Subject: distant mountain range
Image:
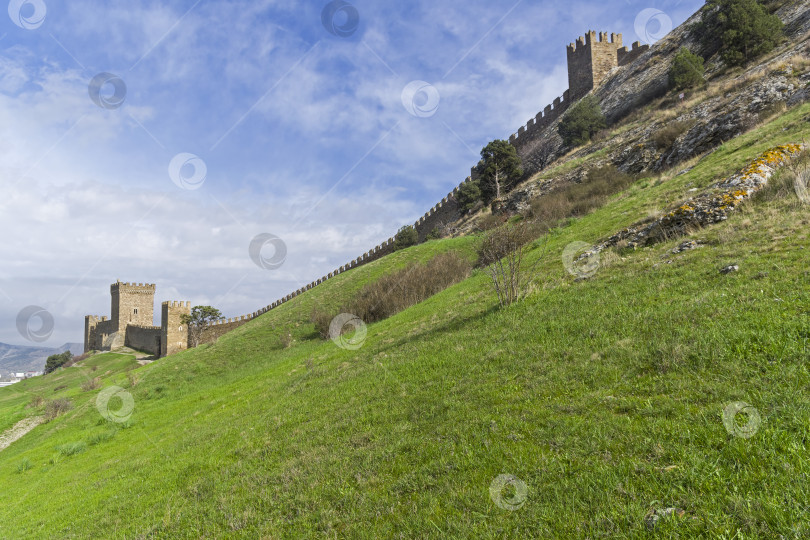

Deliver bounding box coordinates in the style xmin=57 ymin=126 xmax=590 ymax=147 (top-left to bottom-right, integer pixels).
xmin=0 ymin=342 xmax=84 ymax=376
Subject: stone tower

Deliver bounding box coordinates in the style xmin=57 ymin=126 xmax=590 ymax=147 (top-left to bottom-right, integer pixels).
xmin=566 ymin=31 xmax=623 ymax=100
xmin=161 ymin=301 xmax=190 ymax=357
xmin=110 ymin=281 xmax=156 ymax=334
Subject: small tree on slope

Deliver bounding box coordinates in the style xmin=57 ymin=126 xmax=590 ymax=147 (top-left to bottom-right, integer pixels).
xmin=181 ymin=306 xmax=225 ymax=348
xmin=476 ymin=140 xmax=523 ymax=204
xmin=558 ymin=96 xmax=606 ymax=148
xmin=669 ymin=47 xmax=706 ymax=90
xmin=702 ymin=0 xmax=784 ymax=66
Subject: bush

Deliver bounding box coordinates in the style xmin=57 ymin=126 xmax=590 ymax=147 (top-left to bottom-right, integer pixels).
xmin=16 ymin=458 xmax=33 ymax=473
xmin=669 ymin=47 xmax=705 ymax=90
xmin=351 ymin=252 xmax=472 ymax=323
xmin=80 ymin=377 xmax=101 ymax=392
xmin=394 ymin=225 xmax=418 ymax=250
xmin=558 ymin=96 xmax=606 ymax=147
xmin=457 ymin=180 xmax=482 ymax=214
xmin=651 ymin=120 xmax=696 ymax=149
xmin=311 ymin=252 xmax=472 ymax=335
xmin=526 ymin=165 xmax=637 ymax=229
xmin=44 ymin=351 xmax=72 ymax=374
xmin=27 ymin=395 xmax=44 ymax=409
xmin=44 ymin=398 xmax=73 ymax=422
xmin=702 ymin=0 xmax=784 ymax=66
xmin=477 ymin=222 xmax=537 ymax=307
xmin=87 ymin=429 xmax=117 ymax=446
xmin=311 ymin=307 xmax=334 ymax=340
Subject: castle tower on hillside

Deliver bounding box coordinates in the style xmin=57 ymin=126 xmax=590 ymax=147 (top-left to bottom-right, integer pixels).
xmin=566 ymin=31 xmax=623 ymax=101
xmin=161 ymin=301 xmax=190 ymax=358
xmin=84 ymin=281 xmax=160 ymax=354
xmin=509 ymin=30 xmax=650 ymax=150
xmin=83 ymin=281 xmax=256 ymax=358
xmin=110 ymin=281 xmax=156 ymax=334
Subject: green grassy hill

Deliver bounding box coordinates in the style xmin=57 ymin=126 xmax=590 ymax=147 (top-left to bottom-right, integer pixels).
xmin=1 ymin=107 xmax=809 ymax=538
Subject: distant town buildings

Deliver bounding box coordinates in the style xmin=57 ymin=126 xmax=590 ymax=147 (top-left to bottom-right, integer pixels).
xmin=0 ymin=371 xmax=43 ymax=387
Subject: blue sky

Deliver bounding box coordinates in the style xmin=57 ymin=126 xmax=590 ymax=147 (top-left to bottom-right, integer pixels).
xmin=0 ymin=0 xmax=703 ymax=347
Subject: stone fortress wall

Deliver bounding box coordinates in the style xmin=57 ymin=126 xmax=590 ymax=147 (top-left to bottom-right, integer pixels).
xmin=231 ymin=31 xmax=651 ymax=322
xmin=509 ymin=31 xmax=649 ymax=154
xmin=124 ymin=324 xmax=162 ymax=356
xmin=83 ymin=30 xmax=652 ymax=357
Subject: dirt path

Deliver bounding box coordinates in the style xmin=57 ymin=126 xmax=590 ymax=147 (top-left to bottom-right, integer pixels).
xmin=0 ymin=417 xmax=43 ymax=452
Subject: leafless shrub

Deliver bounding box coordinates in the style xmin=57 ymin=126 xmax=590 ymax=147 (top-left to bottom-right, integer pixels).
xmin=44 ymin=398 xmax=72 ymax=422
xmin=476 ymin=212 xmax=508 ymax=232
xmin=651 ymin=119 xmax=696 ymax=150
xmin=279 ymin=332 xmax=293 ymax=349
xmin=27 ymin=395 xmax=44 ymax=409
xmin=476 ymin=222 xmax=539 ymax=307
xmin=80 ymin=377 xmax=101 ymax=392
xmin=311 ymin=308 xmax=334 ymax=340
xmin=63 ymin=353 xmax=89 ymax=369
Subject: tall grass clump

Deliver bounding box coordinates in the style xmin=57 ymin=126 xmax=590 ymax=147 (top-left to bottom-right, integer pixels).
xmin=755 ymin=149 xmax=810 ymax=204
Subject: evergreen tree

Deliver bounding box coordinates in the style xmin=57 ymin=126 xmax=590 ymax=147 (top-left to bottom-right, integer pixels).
xmin=476 ymin=140 xmax=523 ymax=203
xmin=456 ymin=179 xmax=482 ymax=213
xmin=669 ymin=47 xmax=706 ymax=90
xmin=703 ymin=0 xmax=783 ymax=66
xmin=557 ymin=96 xmax=606 ymax=147
xmin=44 ymin=351 xmax=72 ymax=374
xmin=394 ymin=225 xmax=418 ymax=250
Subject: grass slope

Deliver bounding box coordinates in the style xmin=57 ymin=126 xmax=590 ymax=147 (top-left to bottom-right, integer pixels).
xmin=0 ymin=103 xmax=809 ymax=538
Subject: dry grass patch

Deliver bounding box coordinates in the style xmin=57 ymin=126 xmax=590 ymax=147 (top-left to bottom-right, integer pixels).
xmin=525 ymin=165 xmax=638 ymax=230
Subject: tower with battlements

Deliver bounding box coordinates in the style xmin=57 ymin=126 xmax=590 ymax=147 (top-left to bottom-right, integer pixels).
xmin=110 ymin=281 xmax=155 ymax=334
xmin=508 ymin=30 xmax=650 ymax=152
xmin=567 ymin=31 xmax=623 ymax=100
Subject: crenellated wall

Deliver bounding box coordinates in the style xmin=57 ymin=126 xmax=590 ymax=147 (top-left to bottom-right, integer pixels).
xmin=507 ymin=30 xmax=649 ymax=158
xmin=84 ymin=30 xmax=650 ymax=357
xmin=617 ymin=40 xmax=650 ymax=67
xmin=508 ymin=89 xmax=573 ymax=154
xmin=125 ymin=324 xmax=161 ymax=355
